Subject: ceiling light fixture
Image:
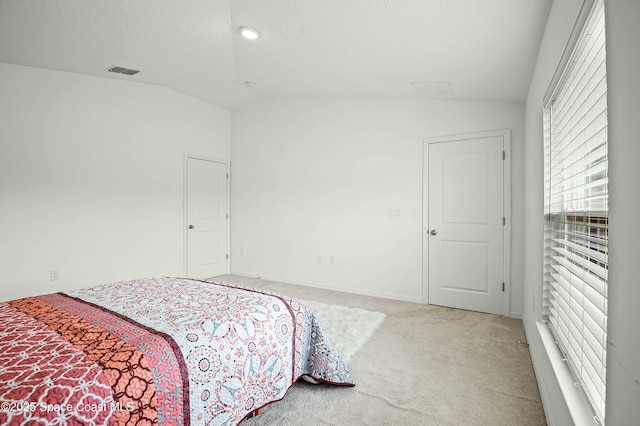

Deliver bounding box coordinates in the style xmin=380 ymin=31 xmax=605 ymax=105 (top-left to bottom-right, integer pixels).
xmin=238 ymin=26 xmax=261 ymax=40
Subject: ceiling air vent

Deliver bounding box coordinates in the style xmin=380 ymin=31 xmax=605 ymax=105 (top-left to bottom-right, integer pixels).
xmin=106 ymin=66 xmax=140 ymax=76
xmin=410 ymin=81 xmax=454 ymax=98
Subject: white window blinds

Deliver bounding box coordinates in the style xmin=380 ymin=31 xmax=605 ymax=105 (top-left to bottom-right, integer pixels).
xmin=542 ymin=0 xmax=608 ymax=423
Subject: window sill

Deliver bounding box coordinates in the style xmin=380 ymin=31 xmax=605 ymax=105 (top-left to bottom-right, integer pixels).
xmin=536 ymin=321 xmax=597 ymax=425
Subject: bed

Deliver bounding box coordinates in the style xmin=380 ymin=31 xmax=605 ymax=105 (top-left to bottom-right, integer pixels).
xmin=0 ymin=277 xmax=353 ymax=425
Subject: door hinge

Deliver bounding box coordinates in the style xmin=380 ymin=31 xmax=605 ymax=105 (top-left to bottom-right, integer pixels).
xmin=226 ymin=213 xmax=229 ymax=220
xmin=226 ymin=253 xmax=229 ymax=260
xmin=503 ymin=151 xmax=506 ymax=160
xmin=226 ymin=173 xmax=229 ymax=180
xmin=502 ymin=282 xmax=505 ymax=292
xmin=503 ymin=217 xmax=506 ymax=226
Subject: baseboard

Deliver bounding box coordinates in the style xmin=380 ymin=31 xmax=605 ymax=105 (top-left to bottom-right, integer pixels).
xmin=229 ymin=271 xmax=424 ymax=304
xmin=226 ymin=271 xmax=261 ymax=279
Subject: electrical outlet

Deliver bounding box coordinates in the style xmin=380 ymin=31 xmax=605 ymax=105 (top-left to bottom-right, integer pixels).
xmin=329 ymin=256 xmax=335 ymax=265
xmin=316 ymin=255 xmax=322 ymax=264
xmin=239 ymin=248 xmax=244 ymax=255
xmin=50 ymin=269 xmax=60 ymax=281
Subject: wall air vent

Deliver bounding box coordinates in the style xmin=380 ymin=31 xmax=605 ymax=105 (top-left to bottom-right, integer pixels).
xmin=106 ymin=66 xmax=140 ymax=76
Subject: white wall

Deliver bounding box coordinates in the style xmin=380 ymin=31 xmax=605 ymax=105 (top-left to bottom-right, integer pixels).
xmin=603 ymin=0 xmax=640 ymax=423
xmin=231 ymin=96 xmax=525 ymax=313
xmin=522 ymin=0 xmax=584 ymax=424
xmin=0 ymin=63 xmax=230 ymax=302
xmin=523 ymin=0 xmax=640 ymax=424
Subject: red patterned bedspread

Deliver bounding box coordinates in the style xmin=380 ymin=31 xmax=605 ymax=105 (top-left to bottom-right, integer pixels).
xmin=0 ymin=277 xmax=353 ymax=425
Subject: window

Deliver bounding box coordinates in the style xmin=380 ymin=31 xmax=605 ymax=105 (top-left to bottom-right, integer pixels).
xmin=542 ymin=0 xmax=608 ymax=423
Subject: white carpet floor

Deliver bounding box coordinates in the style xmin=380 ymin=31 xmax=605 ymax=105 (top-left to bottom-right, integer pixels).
xmin=214 ymin=274 xmax=546 ymax=426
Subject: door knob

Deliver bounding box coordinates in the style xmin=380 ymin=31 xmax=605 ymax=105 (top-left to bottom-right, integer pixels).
xmin=188 ymin=224 xmax=195 ymax=229
xmin=430 ymin=229 xmax=437 ymax=236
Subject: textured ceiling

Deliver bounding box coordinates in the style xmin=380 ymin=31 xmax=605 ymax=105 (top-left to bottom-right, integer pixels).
xmin=0 ymin=0 xmax=552 ymax=110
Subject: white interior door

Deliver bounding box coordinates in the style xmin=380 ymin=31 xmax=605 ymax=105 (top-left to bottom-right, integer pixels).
xmin=425 ymin=132 xmax=507 ymax=315
xmin=186 ymin=157 xmax=228 ymax=278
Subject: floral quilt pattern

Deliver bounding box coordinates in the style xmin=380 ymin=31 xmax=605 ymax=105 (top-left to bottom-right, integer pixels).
xmin=0 ymin=277 xmax=353 ymax=425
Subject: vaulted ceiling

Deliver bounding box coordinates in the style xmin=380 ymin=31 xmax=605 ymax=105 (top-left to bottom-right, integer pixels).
xmin=0 ymin=0 xmax=552 ymax=110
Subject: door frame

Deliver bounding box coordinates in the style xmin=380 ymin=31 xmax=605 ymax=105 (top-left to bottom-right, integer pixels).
xmin=422 ymin=129 xmax=512 ymax=316
xmin=183 ymin=153 xmax=230 ymax=278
